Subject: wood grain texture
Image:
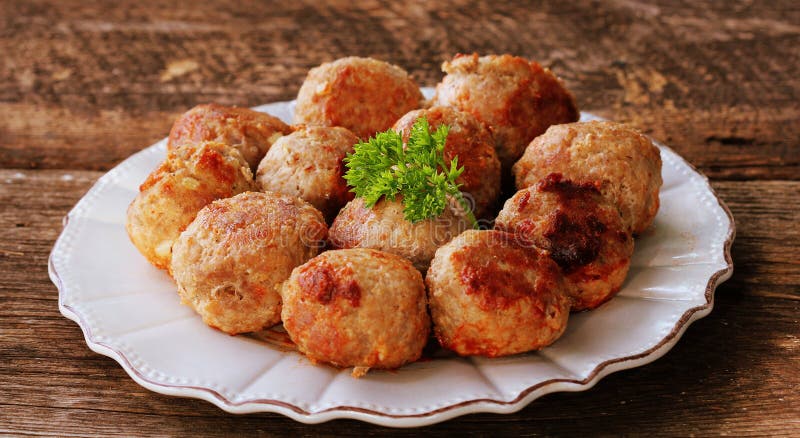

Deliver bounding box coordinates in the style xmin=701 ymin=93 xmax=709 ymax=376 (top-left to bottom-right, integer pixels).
xmin=1 ymin=0 xmax=799 ymax=435
xmin=1 ymin=173 xmax=798 ymax=436
xmin=0 ymin=0 xmax=798 ymax=178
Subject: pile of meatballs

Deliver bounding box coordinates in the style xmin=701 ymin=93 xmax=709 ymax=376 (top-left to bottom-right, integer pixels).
xmin=127 ymin=54 xmax=662 ymax=377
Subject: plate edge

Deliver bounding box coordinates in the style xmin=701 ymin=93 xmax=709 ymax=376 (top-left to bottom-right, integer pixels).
xmin=48 ymin=110 xmax=737 ymax=427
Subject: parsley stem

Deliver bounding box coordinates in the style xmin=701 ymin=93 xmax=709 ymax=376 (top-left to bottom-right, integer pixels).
xmin=453 ymin=191 xmax=479 ymax=230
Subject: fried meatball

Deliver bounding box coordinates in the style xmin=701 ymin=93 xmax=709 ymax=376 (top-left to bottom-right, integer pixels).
xmin=168 ymin=103 xmax=292 ymax=171
xmin=170 ymin=191 xmax=327 ymax=334
xmin=392 ymin=106 xmax=501 ymax=219
xmin=496 ymin=174 xmax=634 ymax=311
xmin=431 ymin=53 xmax=579 ymax=170
xmin=513 ymin=121 xmax=663 ymax=234
xmin=281 ymin=248 xmax=429 ymax=372
xmin=255 ymin=126 xmax=357 ymax=221
xmin=426 ymin=230 xmax=570 ymax=357
xmin=126 ymin=142 xmax=255 ymax=271
xmin=329 ymin=197 xmax=471 ymax=272
xmin=294 ymin=57 xmax=425 ymax=139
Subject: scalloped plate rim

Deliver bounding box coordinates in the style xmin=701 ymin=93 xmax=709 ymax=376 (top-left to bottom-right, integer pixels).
xmin=49 ymin=96 xmax=735 ymax=427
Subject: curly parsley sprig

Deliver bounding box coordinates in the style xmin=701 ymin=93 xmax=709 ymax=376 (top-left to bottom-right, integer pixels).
xmin=343 ymin=117 xmax=478 ymax=228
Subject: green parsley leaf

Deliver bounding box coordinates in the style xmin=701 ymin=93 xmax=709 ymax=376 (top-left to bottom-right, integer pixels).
xmin=343 ymin=117 xmax=478 ymax=228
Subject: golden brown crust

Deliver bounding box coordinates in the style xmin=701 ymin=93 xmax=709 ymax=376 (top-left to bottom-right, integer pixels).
xmin=294 ymin=57 xmax=425 ymax=139
xmin=513 ymin=121 xmax=663 ymax=234
xmin=170 ymin=191 xmax=328 ymax=335
xmin=255 ymin=126 xmax=358 ymax=221
xmin=426 ymin=230 xmax=571 ymax=357
xmin=496 ymin=174 xmax=634 ymax=311
xmin=167 ymin=103 xmax=292 ymax=171
xmin=392 ymin=106 xmax=502 ymax=219
xmin=281 ymin=248 xmax=430 ymax=370
xmin=329 ymin=197 xmax=470 ymax=272
xmin=126 ymin=142 xmax=255 ymax=271
xmin=432 ymin=53 xmax=579 ymax=170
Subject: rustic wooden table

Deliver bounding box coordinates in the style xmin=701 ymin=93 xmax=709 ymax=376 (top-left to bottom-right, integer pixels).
xmin=2 ymin=0 xmax=798 ymax=435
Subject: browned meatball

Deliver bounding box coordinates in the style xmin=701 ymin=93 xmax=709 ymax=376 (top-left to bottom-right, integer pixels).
xmin=170 ymin=192 xmax=328 ymax=335
xmin=294 ymin=57 xmax=425 ymax=139
xmin=431 ymin=53 xmax=579 ymax=170
xmin=426 ymin=230 xmax=571 ymax=357
xmin=126 ymin=142 xmax=255 ymax=271
xmin=329 ymin=197 xmax=471 ymax=272
xmin=513 ymin=121 xmax=663 ymax=234
xmin=255 ymin=126 xmax=357 ymax=221
xmin=168 ymin=103 xmax=292 ymax=171
xmin=496 ymin=174 xmax=634 ymax=311
xmin=392 ymin=106 xmax=502 ymax=219
xmin=281 ymin=248 xmax=429 ymax=374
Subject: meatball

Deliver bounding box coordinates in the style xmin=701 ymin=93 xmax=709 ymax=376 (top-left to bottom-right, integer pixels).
xmin=126 ymin=141 xmax=255 ymax=271
xmin=513 ymin=121 xmax=663 ymax=234
xmin=496 ymin=173 xmax=634 ymax=311
xmin=255 ymin=126 xmax=358 ymax=221
xmin=281 ymin=248 xmax=429 ymax=373
xmin=168 ymin=103 xmax=292 ymax=171
xmin=426 ymin=230 xmax=571 ymax=357
xmin=431 ymin=53 xmax=579 ymax=170
xmin=170 ymin=191 xmax=327 ymax=334
xmin=392 ymin=106 xmax=502 ymax=219
xmin=294 ymin=57 xmax=425 ymax=139
xmin=329 ymin=197 xmax=471 ymax=272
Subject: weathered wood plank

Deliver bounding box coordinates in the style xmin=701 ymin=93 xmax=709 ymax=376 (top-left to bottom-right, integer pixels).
xmin=0 ymin=170 xmax=797 ymax=435
xmin=2 ymin=0 xmax=799 ymax=434
xmin=0 ymin=0 xmax=797 ymax=178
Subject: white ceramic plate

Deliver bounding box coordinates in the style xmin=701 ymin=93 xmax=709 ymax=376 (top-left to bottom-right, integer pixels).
xmin=51 ymin=88 xmax=734 ymax=427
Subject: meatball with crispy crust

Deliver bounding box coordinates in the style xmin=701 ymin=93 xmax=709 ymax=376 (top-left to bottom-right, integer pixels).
xmin=126 ymin=141 xmax=255 ymax=271
xmin=294 ymin=57 xmax=425 ymax=139
xmin=168 ymin=103 xmax=292 ymax=171
xmin=392 ymin=106 xmax=501 ymax=219
xmin=426 ymin=230 xmax=571 ymax=357
xmin=329 ymin=197 xmax=471 ymax=272
xmin=432 ymin=53 xmax=579 ymax=170
xmin=256 ymin=126 xmax=358 ymax=221
xmin=513 ymin=121 xmax=662 ymax=234
xmin=496 ymin=173 xmax=634 ymax=311
xmin=170 ymin=192 xmax=327 ymax=335
xmin=281 ymin=248 xmax=429 ymax=374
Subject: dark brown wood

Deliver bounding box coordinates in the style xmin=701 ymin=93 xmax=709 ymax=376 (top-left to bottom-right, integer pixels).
xmin=1 ymin=171 xmax=798 ymax=435
xmin=1 ymin=0 xmax=798 ymax=435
